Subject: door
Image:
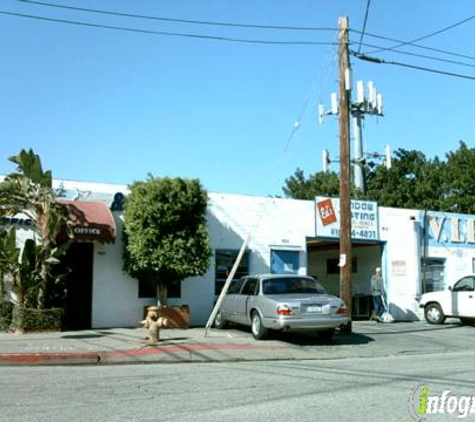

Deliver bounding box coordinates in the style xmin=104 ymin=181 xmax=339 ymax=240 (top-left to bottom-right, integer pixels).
xmin=234 ymin=277 xmax=259 ymax=325
xmin=271 ymin=250 xmax=299 ymax=274
xmin=221 ymin=278 xmax=245 ymax=323
xmin=62 ymin=243 xmax=94 ymax=330
xmin=451 ymin=276 xmax=475 ymax=318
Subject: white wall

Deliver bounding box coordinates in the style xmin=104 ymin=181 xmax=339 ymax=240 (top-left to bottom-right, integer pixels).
xmin=185 ymin=193 xmax=316 ymax=326
xmin=379 ymin=207 xmax=421 ymax=320
xmin=90 ymin=193 xmax=317 ymax=327
xmin=92 ymin=214 xmax=154 ymax=328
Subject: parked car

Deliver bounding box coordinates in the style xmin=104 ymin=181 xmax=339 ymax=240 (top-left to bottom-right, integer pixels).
xmin=214 ymin=274 xmax=350 ymax=340
xmin=419 ymin=275 xmax=475 ymax=325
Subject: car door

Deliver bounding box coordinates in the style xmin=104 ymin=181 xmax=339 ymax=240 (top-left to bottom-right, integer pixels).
xmin=451 ymin=276 xmax=475 ymax=317
xmin=234 ymin=277 xmax=259 ymax=325
xmin=221 ymin=278 xmax=244 ymax=323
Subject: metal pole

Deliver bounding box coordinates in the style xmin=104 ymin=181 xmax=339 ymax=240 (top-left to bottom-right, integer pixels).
xmin=338 ymin=16 xmax=352 ymax=332
xmin=204 ymin=232 xmax=251 ymax=336
xmin=353 ymin=110 xmax=365 ymax=192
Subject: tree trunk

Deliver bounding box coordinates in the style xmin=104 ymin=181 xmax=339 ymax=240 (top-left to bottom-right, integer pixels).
xmin=0 ymin=273 xmax=4 ymax=299
xmin=14 ymin=274 xmax=25 ymax=307
xmin=157 ymin=283 xmax=168 ymax=307
xmin=37 ymin=261 xmax=48 ymax=309
xmin=37 ymin=230 xmax=52 ymax=309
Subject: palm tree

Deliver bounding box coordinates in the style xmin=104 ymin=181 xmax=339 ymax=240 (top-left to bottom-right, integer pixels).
xmin=0 ymin=149 xmax=72 ymax=309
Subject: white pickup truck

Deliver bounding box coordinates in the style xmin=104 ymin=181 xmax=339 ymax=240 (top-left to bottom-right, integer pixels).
xmin=419 ymin=275 xmax=475 ymax=324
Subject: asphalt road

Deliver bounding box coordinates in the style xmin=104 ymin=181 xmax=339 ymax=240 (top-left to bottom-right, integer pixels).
xmin=1 ymin=348 xmax=473 ymax=422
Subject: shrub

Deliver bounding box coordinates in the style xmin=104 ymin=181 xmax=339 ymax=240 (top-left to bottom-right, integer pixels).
xmin=12 ymin=306 xmax=64 ymax=333
xmin=0 ymin=300 xmax=14 ymax=331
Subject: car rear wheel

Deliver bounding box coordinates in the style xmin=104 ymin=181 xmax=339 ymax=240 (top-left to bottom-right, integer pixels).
xmin=318 ymin=328 xmax=335 ymax=341
xmin=251 ymin=311 xmax=269 ymax=340
xmin=214 ymin=309 xmax=227 ymax=329
xmin=425 ymin=303 xmax=445 ymax=325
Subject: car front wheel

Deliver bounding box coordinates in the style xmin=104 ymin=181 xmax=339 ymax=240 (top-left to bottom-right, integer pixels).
xmin=251 ymin=311 xmax=269 ymax=340
xmin=425 ymin=303 xmax=445 ymax=325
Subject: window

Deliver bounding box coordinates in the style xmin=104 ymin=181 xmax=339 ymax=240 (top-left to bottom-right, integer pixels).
xmin=453 ymin=277 xmax=475 ymax=292
xmin=228 ymin=278 xmax=245 ymax=294
xmin=262 ymin=277 xmax=325 ymax=295
xmin=167 ymin=280 xmax=181 ymax=298
xmin=421 ymin=258 xmax=445 ymax=293
xmin=138 ymin=277 xmax=181 ymax=299
xmin=138 ymin=277 xmax=155 ymax=298
xmin=215 ymin=249 xmax=250 ymax=295
xmin=326 ymin=257 xmax=357 ymax=275
xmin=241 ymin=278 xmax=258 ymax=296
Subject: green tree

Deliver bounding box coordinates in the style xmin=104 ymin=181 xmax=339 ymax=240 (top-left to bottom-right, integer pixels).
xmin=0 ymin=228 xmax=20 ymax=301
xmin=283 ymin=168 xmax=340 ymax=200
xmin=364 ymin=149 xmax=444 ymax=210
xmin=123 ymin=176 xmax=211 ymax=305
xmin=0 ymin=149 xmax=72 ymax=308
xmin=441 ymin=141 xmax=475 ymax=214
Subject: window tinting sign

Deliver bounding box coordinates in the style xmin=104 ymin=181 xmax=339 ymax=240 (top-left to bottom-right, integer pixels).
xmin=315 ymin=197 xmax=379 ymax=241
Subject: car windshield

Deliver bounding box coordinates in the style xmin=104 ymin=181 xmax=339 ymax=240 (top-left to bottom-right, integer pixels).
xmin=262 ymin=277 xmax=326 ymax=295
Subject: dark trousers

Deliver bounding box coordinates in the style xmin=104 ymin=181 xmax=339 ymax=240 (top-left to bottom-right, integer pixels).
xmin=372 ymin=295 xmax=385 ymax=317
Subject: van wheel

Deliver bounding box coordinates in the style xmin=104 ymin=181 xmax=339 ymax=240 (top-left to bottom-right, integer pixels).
xmin=251 ymin=311 xmax=269 ymax=340
xmin=425 ymin=303 xmax=445 ymax=325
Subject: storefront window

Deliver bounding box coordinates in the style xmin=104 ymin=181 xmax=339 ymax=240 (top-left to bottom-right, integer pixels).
xmin=215 ymin=249 xmax=250 ymax=295
xmin=138 ymin=277 xmax=181 ymax=299
xmin=421 ymin=258 xmax=445 ymax=293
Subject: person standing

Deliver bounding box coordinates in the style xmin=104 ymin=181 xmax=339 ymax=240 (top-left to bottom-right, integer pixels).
xmin=370 ymin=267 xmax=386 ymax=322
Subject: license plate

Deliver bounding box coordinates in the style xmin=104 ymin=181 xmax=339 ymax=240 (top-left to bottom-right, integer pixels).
xmin=306 ymin=305 xmax=322 ymax=313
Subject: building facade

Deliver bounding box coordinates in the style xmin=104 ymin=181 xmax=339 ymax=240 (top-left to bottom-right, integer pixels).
xmin=6 ymin=179 xmax=475 ymax=328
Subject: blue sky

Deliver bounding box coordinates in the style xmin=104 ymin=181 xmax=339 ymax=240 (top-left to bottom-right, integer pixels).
xmin=1 ymin=0 xmax=475 ymax=197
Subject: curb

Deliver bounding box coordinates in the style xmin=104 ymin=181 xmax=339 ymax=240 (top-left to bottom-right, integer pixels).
xmin=0 ymin=343 xmax=291 ymax=366
xmin=0 ymin=352 xmax=100 ymax=366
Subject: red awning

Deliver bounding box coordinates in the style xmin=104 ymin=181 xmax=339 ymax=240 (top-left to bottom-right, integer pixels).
xmin=58 ymin=199 xmax=116 ymax=243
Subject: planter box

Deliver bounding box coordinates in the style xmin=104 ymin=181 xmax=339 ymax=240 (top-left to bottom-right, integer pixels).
xmin=144 ymin=305 xmax=190 ymax=329
xmin=160 ymin=305 xmax=190 ymax=329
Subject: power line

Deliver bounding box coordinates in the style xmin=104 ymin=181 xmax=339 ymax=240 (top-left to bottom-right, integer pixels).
xmin=361 ymin=12 xmax=475 ymax=56
xmin=351 ymin=29 xmax=475 ymax=62
xmin=0 ymin=10 xmax=337 ymax=45
xmin=352 ymin=52 xmax=475 ymax=81
xmin=16 ymin=0 xmax=336 ymax=32
xmin=352 ymin=42 xmax=475 ymax=70
xmin=356 ymin=0 xmax=371 ymax=54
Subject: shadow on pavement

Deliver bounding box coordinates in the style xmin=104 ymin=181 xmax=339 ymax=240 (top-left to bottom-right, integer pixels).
xmin=217 ymin=325 xmax=374 ymax=346
xmin=61 ymin=333 xmax=105 ymax=339
xmin=275 ymin=331 xmax=374 ymax=346
xmin=356 ymin=321 xmax=468 ymax=336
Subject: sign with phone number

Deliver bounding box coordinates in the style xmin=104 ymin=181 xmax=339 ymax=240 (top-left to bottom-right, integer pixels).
xmin=315 ymin=197 xmax=380 ymax=241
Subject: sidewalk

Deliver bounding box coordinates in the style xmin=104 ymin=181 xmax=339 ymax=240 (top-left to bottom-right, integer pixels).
xmin=0 ymin=321 xmax=469 ymax=366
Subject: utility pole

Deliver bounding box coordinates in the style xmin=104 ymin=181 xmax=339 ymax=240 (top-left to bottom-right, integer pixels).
xmin=338 ymin=16 xmax=352 ymax=332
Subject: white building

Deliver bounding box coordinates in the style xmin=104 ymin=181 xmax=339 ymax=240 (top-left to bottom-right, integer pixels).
xmin=7 ymin=179 xmax=475 ymax=329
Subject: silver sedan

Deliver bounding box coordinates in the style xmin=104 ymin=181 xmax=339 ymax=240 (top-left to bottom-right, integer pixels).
xmin=214 ymin=274 xmax=350 ymax=340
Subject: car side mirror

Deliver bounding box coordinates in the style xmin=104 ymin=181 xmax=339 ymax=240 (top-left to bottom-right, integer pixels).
xmin=449 ymin=286 xmax=453 ymax=291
